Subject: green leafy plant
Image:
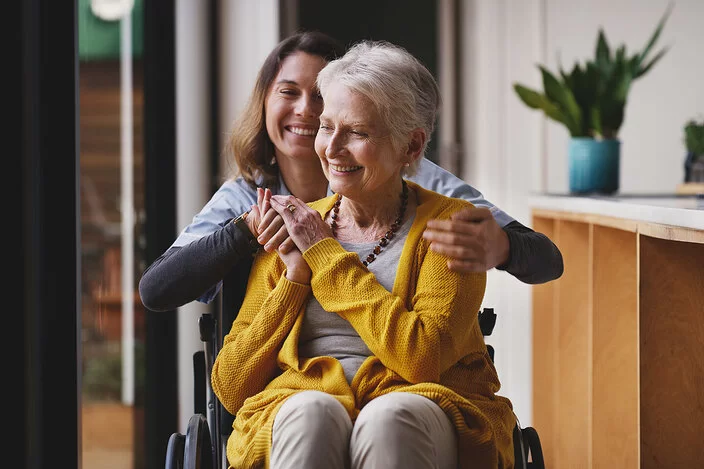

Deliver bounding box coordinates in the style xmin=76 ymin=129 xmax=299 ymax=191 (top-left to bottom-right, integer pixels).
xmin=684 ymin=119 xmax=704 ymax=157
xmin=514 ymin=4 xmax=672 ymax=139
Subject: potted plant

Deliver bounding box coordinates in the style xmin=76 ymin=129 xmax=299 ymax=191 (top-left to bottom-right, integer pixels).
xmin=684 ymin=119 xmax=704 ymax=184
xmin=513 ymin=5 xmax=672 ymax=194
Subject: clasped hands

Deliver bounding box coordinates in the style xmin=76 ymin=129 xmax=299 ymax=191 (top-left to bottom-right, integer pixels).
xmin=245 ymin=188 xmax=511 ymax=279
xmin=245 ymin=188 xmax=332 ymax=284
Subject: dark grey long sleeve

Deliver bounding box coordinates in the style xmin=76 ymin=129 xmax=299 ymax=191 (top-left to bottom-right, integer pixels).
xmin=138 ymin=218 xmax=563 ymax=312
xmin=138 ymin=220 xmax=258 ymax=312
xmin=497 ymin=221 xmax=563 ymax=284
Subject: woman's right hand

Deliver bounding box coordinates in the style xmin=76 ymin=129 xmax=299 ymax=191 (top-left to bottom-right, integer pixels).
xmin=255 ymin=188 xmax=311 ymax=284
xmin=242 ymin=187 xmax=271 ymax=238
xmin=256 ymin=188 xmax=297 ymax=254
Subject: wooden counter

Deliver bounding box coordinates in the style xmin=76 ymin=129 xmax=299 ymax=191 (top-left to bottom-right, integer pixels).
xmin=530 ymin=194 xmax=704 ymax=469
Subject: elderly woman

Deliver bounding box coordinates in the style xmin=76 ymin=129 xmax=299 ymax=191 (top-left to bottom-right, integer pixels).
xmin=211 ymin=40 xmax=516 ymax=469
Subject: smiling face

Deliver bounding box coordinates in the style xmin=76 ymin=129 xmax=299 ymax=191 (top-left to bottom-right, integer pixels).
xmin=264 ymin=51 xmax=328 ymax=165
xmin=315 ymin=82 xmax=408 ymax=201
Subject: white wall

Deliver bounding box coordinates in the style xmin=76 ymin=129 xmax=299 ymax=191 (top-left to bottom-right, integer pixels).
xmin=218 ymin=0 xmax=279 ymax=180
xmin=460 ymin=0 xmax=704 ymax=427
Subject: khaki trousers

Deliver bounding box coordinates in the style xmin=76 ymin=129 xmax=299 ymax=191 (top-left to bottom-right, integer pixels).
xmin=270 ymin=390 xmax=457 ymax=469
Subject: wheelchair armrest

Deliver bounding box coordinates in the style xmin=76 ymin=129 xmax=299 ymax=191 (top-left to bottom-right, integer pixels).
xmin=478 ymin=308 xmax=497 ymax=336
xmin=199 ymin=313 xmax=215 ymax=343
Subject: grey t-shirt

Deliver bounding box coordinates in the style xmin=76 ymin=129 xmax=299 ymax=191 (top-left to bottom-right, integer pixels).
xmin=298 ymin=214 xmax=415 ymax=384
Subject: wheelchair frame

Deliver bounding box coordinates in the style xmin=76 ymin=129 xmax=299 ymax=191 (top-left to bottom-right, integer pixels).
xmin=165 ymin=262 xmax=545 ymax=469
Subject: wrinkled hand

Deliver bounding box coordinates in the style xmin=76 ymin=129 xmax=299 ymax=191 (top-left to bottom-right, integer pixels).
xmin=422 ymin=206 xmax=510 ymax=273
xmin=268 ymin=195 xmax=333 ymax=253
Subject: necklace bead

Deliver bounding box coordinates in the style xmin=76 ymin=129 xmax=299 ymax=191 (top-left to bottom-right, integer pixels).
xmin=329 ymin=180 xmax=408 ymax=267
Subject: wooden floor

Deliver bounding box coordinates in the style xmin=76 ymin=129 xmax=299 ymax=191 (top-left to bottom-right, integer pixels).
xmin=82 ymin=402 xmax=134 ymax=469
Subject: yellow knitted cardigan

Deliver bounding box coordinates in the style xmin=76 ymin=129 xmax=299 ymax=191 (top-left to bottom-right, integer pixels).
xmin=211 ymin=181 xmax=516 ymax=469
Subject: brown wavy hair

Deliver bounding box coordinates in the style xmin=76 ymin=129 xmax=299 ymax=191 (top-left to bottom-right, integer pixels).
xmin=226 ymin=31 xmax=345 ymax=189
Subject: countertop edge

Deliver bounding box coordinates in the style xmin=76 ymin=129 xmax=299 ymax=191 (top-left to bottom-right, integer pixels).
xmin=529 ymin=195 xmax=704 ymax=231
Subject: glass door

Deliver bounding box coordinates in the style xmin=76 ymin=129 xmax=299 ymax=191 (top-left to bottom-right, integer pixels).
xmin=78 ymin=1 xmax=145 ymax=467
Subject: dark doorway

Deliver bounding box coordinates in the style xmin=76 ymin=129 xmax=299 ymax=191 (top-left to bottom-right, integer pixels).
xmin=287 ymin=0 xmax=440 ymax=161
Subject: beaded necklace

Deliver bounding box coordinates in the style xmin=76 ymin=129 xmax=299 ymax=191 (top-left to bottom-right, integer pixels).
xmin=329 ymin=180 xmax=409 ymax=267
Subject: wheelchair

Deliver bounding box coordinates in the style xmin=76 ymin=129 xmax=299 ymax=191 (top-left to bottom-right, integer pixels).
xmin=165 ymin=262 xmax=545 ymax=469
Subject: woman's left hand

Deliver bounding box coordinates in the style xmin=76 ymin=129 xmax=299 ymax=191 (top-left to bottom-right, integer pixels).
xmin=423 ymin=206 xmax=510 ymax=273
xmin=269 ymin=195 xmax=333 ymax=253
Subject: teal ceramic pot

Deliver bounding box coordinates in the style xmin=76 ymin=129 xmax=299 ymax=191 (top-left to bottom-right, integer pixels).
xmin=568 ymin=138 xmax=620 ymax=194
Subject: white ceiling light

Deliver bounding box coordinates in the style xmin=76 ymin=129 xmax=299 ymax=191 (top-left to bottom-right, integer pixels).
xmin=90 ymin=0 xmax=135 ymax=21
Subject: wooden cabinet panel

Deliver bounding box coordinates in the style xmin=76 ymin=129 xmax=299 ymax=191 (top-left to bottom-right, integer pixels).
xmin=555 ymin=220 xmax=592 ymax=469
xmin=592 ymin=226 xmax=638 ymax=468
xmin=532 ymin=216 xmax=558 ymax=467
xmin=640 ymin=236 xmax=704 ymax=468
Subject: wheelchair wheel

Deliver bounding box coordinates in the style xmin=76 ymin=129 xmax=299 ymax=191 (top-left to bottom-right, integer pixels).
xmin=513 ymin=424 xmax=528 ymax=469
xmin=522 ymin=426 xmax=545 ymax=469
xmin=184 ymin=414 xmax=214 ymax=469
xmin=165 ymin=432 xmax=185 ymax=469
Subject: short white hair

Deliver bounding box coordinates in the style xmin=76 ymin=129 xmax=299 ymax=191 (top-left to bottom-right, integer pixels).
xmin=316 ymin=40 xmax=441 ymax=176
